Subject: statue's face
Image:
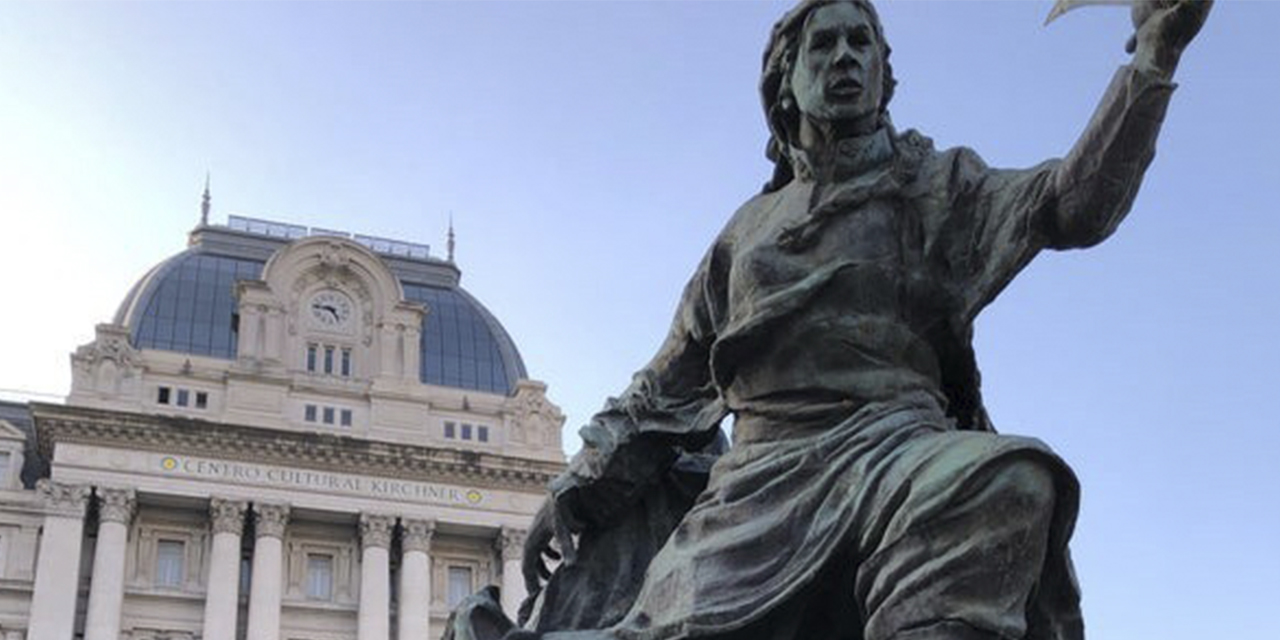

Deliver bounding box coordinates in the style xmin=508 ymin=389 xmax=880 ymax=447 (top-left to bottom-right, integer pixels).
xmin=790 ymin=2 xmax=884 ymax=129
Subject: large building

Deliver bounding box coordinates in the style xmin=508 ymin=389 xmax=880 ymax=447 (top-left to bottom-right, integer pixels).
xmin=0 ymin=203 xmax=566 ymax=640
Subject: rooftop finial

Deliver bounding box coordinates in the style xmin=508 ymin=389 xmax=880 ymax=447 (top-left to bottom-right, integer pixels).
xmin=200 ymin=173 xmax=212 ymax=226
xmin=447 ymin=213 xmax=456 ymax=264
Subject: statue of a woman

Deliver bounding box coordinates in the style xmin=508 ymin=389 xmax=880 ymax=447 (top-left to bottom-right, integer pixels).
xmin=449 ymin=2 xmax=1213 ymax=639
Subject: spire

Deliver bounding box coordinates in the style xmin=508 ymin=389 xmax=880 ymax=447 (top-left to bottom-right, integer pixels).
xmin=200 ymin=173 xmax=211 ymax=226
xmin=447 ymin=213 xmax=456 ymax=263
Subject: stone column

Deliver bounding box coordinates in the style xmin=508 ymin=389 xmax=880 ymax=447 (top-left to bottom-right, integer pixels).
xmin=358 ymin=514 xmax=394 ymax=640
xmin=28 ymin=480 xmax=91 ymax=640
xmin=246 ymin=502 xmax=289 ymax=640
xmin=84 ymin=487 xmax=137 ymax=640
xmin=497 ymin=528 xmax=528 ymax=619
xmin=397 ymin=519 xmax=434 ymax=640
xmin=201 ymin=498 xmax=248 ymax=640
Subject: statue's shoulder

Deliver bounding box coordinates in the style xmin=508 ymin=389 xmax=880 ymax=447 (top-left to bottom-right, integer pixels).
xmin=725 ymin=183 xmax=796 ymax=233
xmin=897 ymin=128 xmax=989 ymax=194
xmin=895 ymin=128 xmax=937 ymax=160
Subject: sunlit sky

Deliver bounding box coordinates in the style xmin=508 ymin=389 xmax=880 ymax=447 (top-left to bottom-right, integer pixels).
xmin=1 ymin=1 xmax=1276 ymax=638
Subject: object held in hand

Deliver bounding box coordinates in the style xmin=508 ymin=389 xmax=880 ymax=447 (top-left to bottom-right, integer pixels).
xmin=1044 ymin=0 xmax=1135 ymax=26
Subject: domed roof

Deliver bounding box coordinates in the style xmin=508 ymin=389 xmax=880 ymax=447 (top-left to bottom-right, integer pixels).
xmin=113 ymin=219 xmax=527 ymax=396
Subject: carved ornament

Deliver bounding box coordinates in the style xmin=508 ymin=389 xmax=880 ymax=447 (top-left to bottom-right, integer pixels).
xmin=401 ymin=518 xmax=436 ymax=554
xmin=96 ymin=487 xmax=137 ymax=525
xmin=37 ymin=479 xmax=90 ymax=517
xmin=360 ymin=513 xmax=395 ymax=549
xmin=254 ymin=502 xmax=290 ymax=539
xmin=210 ymin=497 xmax=249 ymax=535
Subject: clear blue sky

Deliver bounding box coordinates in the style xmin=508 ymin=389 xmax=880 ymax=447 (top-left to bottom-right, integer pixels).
xmin=1 ymin=2 xmax=1276 ymax=638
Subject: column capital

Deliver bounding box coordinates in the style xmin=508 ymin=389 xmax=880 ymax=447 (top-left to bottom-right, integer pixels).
xmin=210 ymin=497 xmax=249 ymax=536
xmin=253 ymin=502 xmax=290 ymax=539
xmin=96 ymin=487 xmax=137 ymax=525
xmin=360 ymin=513 xmax=395 ymax=550
xmin=401 ymin=518 xmax=436 ymax=554
xmin=497 ymin=527 xmax=527 ymax=561
xmin=37 ymin=479 xmax=90 ymax=517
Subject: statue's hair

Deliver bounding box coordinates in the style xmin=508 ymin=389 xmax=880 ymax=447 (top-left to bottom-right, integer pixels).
xmin=761 ymin=0 xmax=897 ymax=192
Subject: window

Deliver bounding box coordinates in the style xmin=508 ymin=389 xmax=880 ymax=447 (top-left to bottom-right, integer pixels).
xmin=322 ymin=407 xmax=335 ymax=425
xmin=324 ymin=346 xmax=335 ymax=374
xmin=195 ymin=391 xmax=208 ymax=409
xmin=306 ymin=343 xmax=318 ymax=372
xmin=444 ymin=422 xmax=456 ymax=439
xmin=157 ymin=386 xmax=171 ymax=405
xmin=340 ymin=409 xmax=353 ymax=427
xmin=155 ymin=540 xmax=185 ymax=588
xmin=447 ymin=566 xmax=473 ymax=607
xmin=461 ymin=424 xmax=473 ymax=440
xmin=176 ymin=389 xmax=190 ymax=407
xmin=341 ymin=348 xmax=352 ymax=377
xmin=0 ymin=452 xmax=10 ymax=483
xmin=304 ymin=405 xmax=317 ymax=422
xmin=305 ymin=554 xmax=334 ymax=600
xmin=478 ymin=426 xmax=489 ymax=443
xmin=240 ymin=555 xmax=252 ymax=595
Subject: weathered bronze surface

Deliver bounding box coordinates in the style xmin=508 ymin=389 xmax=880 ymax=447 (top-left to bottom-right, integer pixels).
xmin=447 ymin=2 xmax=1212 ymax=639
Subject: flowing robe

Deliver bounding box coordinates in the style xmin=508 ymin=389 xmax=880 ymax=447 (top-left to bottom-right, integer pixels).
xmin=528 ymin=64 xmax=1175 ymax=640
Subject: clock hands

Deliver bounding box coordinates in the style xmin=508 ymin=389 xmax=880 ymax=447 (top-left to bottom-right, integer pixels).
xmin=312 ymin=303 xmax=340 ymax=322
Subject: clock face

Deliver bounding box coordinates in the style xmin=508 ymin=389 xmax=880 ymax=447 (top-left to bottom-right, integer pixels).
xmin=308 ymin=290 xmax=353 ymax=329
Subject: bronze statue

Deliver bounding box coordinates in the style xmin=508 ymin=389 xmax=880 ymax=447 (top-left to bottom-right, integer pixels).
xmin=448 ymin=2 xmax=1213 ymax=639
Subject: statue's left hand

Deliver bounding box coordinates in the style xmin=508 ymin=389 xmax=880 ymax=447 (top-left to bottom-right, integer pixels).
xmin=1129 ymin=0 xmax=1214 ymax=76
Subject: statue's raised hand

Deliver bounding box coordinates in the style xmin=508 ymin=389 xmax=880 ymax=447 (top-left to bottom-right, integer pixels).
xmin=1129 ymin=0 xmax=1213 ymax=77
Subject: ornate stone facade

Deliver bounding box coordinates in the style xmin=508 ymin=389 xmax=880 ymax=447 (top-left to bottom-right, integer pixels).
xmin=5 ymin=216 xmax=565 ymax=639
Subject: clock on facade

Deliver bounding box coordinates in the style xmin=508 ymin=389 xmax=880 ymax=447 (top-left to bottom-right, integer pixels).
xmin=308 ymin=290 xmax=353 ymax=329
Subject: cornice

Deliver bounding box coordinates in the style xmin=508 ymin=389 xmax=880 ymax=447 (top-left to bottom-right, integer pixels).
xmin=30 ymin=403 xmax=564 ymax=493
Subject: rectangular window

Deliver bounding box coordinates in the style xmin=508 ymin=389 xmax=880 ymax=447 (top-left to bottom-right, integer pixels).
xmin=306 ymin=343 xmax=318 ymax=372
xmin=157 ymin=386 xmax=171 ymax=405
xmin=447 ymin=566 xmax=473 ymax=607
xmin=340 ymin=409 xmax=353 ymax=427
xmin=240 ymin=555 xmax=252 ymax=595
xmin=0 ymin=451 xmax=11 ymax=484
xmin=304 ymin=405 xmax=317 ymax=422
xmin=176 ymin=389 xmax=190 ymax=407
xmin=324 ymin=346 xmax=335 ymax=374
xmin=444 ymin=422 xmax=456 ymax=439
xmin=341 ymin=348 xmax=352 ymax=377
xmin=195 ymin=391 xmax=208 ymax=409
xmin=322 ymin=407 xmax=335 ymax=425
xmin=461 ymin=424 xmax=473 ymax=440
xmin=305 ymin=554 xmax=334 ymax=600
xmin=155 ymin=540 xmax=185 ymax=588
xmin=478 ymin=425 xmax=489 ymax=443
